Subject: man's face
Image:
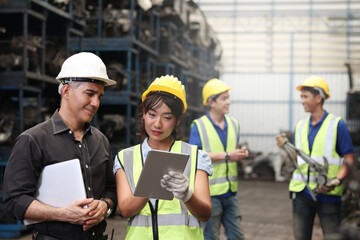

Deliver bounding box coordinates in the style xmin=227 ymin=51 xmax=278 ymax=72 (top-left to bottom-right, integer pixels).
xmin=66 ymin=82 xmax=104 ymax=124
xmin=300 ymin=89 xmax=321 ymax=113
xmin=210 ymin=91 xmax=231 ymax=114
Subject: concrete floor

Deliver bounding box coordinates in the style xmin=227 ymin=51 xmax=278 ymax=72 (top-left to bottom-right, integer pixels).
xmin=7 ymin=180 xmax=323 ymax=240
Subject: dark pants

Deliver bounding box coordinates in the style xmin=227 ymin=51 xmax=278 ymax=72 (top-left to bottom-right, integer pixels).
xmin=31 ymin=220 xmax=108 ymax=240
xmin=292 ymin=192 xmax=341 ymax=240
xmin=34 ymin=233 xmax=61 ymax=240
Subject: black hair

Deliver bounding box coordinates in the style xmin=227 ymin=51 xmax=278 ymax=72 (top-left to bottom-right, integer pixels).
xmin=209 ymin=92 xmax=222 ymax=103
xmin=137 ymin=91 xmax=184 ymax=142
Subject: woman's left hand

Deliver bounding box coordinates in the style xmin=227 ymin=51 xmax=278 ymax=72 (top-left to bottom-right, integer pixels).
xmin=160 ymin=171 xmax=193 ymax=202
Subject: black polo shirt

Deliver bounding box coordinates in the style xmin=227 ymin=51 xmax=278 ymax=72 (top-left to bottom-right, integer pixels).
xmin=3 ymin=110 xmax=116 ymax=239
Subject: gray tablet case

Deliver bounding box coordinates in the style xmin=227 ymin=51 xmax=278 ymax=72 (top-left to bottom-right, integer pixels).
xmin=133 ymin=150 xmax=190 ymax=200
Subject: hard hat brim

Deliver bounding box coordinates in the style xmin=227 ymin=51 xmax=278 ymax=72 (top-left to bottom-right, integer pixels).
xmin=296 ymin=84 xmax=329 ymax=99
xmin=203 ymin=87 xmax=232 ymax=106
xmin=56 ymin=76 xmax=116 ymax=86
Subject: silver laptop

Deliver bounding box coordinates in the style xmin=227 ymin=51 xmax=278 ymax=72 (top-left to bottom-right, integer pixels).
xmin=24 ymin=159 xmax=86 ymax=225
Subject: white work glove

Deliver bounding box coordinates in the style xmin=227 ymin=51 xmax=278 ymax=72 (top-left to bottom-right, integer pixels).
xmin=160 ymin=171 xmax=193 ymax=203
xmin=316 ymin=177 xmax=342 ymax=194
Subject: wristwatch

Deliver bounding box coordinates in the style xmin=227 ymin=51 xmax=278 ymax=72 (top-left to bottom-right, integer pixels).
xmin=100 ymin=198 xmax=113 ymax=218
xmin=225 ymin=152 xmax=230 ymax=161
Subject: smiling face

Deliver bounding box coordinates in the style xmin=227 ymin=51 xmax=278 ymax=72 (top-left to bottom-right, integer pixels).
xmin=209 ymin=91 xmax=231 ymax=115
xmin=143 ymin=101 xmax=177 ymax=147
xmin=63 ymin=81 xmax=104 ymax=124
xmin=300 ymin=89 xmax=322 ymax=113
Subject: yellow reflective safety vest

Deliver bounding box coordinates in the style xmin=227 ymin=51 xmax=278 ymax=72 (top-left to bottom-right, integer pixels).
xmin=117 ymin=141 xmax=203 ymax=240
xmin=289 ymin=113 xmax=344 ymax=196
xmin=192 ymin=115 xmax=239 ymax=196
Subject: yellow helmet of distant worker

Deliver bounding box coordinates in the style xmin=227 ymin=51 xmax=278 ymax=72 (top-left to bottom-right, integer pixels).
xmin=202 ymin=78 xmax=232 ymax=106
xmin=142 ymin=75 xmax=187 ymax=113
xmin=296 ymin=75 xmax=330 ymax=99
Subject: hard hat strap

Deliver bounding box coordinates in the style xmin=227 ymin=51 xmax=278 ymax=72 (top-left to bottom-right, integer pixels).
xmin=61 ymin=78 xmax=106 ymax=86
xmin=313 ymin=87 xmax=326 ymax=99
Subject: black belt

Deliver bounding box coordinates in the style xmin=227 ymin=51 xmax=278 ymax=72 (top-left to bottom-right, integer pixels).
xmin=34 ymin=233 xmax=61 ymax=240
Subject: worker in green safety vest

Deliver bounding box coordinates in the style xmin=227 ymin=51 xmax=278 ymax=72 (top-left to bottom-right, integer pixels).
xmin=189 ymin=78 xmax=248 ymax=240
xmin=113 ymin=75 xmax=213 ymax=240
xmin=276 ymin=75 xmax=355 ymax=240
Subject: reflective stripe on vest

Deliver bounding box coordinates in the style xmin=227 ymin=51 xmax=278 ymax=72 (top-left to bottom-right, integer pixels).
xmin=194 ymin=115 xmax=239 ymax=196
xmin=289 ymin=113 xmax=344 ymax=196
xmin=118 ymin=141 xmax=203 ymax=240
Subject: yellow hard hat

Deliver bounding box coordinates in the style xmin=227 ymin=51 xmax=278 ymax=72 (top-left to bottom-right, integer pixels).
xmin=142 ymin=75 xmax=187 ymax=112
xmin=296 ymin=75 xmax=330 ymax=99
xmin=202 ymin=78 xmax=232 ymax=105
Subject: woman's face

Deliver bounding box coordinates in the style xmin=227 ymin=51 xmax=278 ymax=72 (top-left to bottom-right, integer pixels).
xmin=143 ymin=101 xmax=177 ymax=147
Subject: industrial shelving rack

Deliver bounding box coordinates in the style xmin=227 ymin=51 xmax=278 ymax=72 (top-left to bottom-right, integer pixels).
xmin=0 ymin=0 xmax=221 ymax=237
xmin=69 ymin=0 xmax=160 ymax=149
xmin=155 ymin=0 xmax=221 ymax=141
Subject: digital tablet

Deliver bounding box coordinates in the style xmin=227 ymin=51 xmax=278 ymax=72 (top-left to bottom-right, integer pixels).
xmin=133 ymin=150 xmax=190 ymax=200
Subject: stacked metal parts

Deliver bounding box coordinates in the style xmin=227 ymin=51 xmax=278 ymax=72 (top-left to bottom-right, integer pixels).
xmin=0 ymin=0 xmax=86 ymax=238
xmin=0 ymin=1 xmax=221 ymax=237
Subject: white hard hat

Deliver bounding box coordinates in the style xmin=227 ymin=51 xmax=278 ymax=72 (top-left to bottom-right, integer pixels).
xmin=56 ymin=52 xmax=116 ymax=86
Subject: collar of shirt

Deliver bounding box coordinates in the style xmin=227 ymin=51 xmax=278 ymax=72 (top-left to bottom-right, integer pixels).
xmin=141 ymin=138 xmax=152 ymax=164
xmin=206 ymin=112 xmax=228 ymax=131
xmin=51 ymin=109 xmax=91 ymax=136
xmin=309 ymin=110 xmax=328 ymax=128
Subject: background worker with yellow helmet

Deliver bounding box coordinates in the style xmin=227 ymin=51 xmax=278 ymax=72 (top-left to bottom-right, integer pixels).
xmin=113 ymin=75 xmax=213 ymax=240
xmin=189 ymin=78 xmax=248 ymax=240
xmin=276 ymin=75 xmax=355 ymax=240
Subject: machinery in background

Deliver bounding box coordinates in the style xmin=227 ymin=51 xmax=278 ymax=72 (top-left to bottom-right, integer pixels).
xmin=345 ymin=60 xmax=360 ymax=160
xmin=238 ymin=131 xmax=295 ymax=182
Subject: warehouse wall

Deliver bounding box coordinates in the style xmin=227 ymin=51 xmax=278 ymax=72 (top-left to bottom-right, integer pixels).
xmin=199 ymin=0 xmax=360 ymax=73
xmin=223 ymin=72 xmax=349 ymax=153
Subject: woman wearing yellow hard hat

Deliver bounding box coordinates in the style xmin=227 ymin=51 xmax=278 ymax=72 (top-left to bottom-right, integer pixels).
xmin=113 ymin=75 xmax=213 ymax=240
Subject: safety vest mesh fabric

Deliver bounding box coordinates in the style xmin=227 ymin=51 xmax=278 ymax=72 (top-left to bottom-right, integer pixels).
xmin=117 ymin=141 xmax=203 ymax=240
xmin=193 ymin=115 xmax=239 ymax=196
xmin=289 ymin=113 xmax=344 ymax=196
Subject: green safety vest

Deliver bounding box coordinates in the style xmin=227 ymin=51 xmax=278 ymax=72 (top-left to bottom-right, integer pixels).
xmin=192 ymin=115 xmax=239 ymax=196
xmin=117 ymin=141 xmax=203 ymax=240
xmin=289 ymin=113 xmax=344 ymax=196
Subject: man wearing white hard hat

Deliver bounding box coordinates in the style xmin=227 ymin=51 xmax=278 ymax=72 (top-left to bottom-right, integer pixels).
xmin=3 ymin=52 xmax=117 ymax=240
xmin=276 ymin=75 xmax=354 ymax=240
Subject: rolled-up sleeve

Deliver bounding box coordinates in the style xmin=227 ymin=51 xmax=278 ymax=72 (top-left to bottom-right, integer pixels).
xmin=113 ymin=154 xmax=122 ymax=175
xmin=197 ymin=149 xmax=213 ymax=176
xmin=3 ymin=134 xmax=42 ymax=220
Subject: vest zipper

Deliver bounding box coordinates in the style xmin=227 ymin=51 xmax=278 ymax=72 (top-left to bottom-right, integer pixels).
xmin=225 ymin=159 xmax=231 ymax=190
xmin=149 ymin=200 xmax=159 ymax=240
